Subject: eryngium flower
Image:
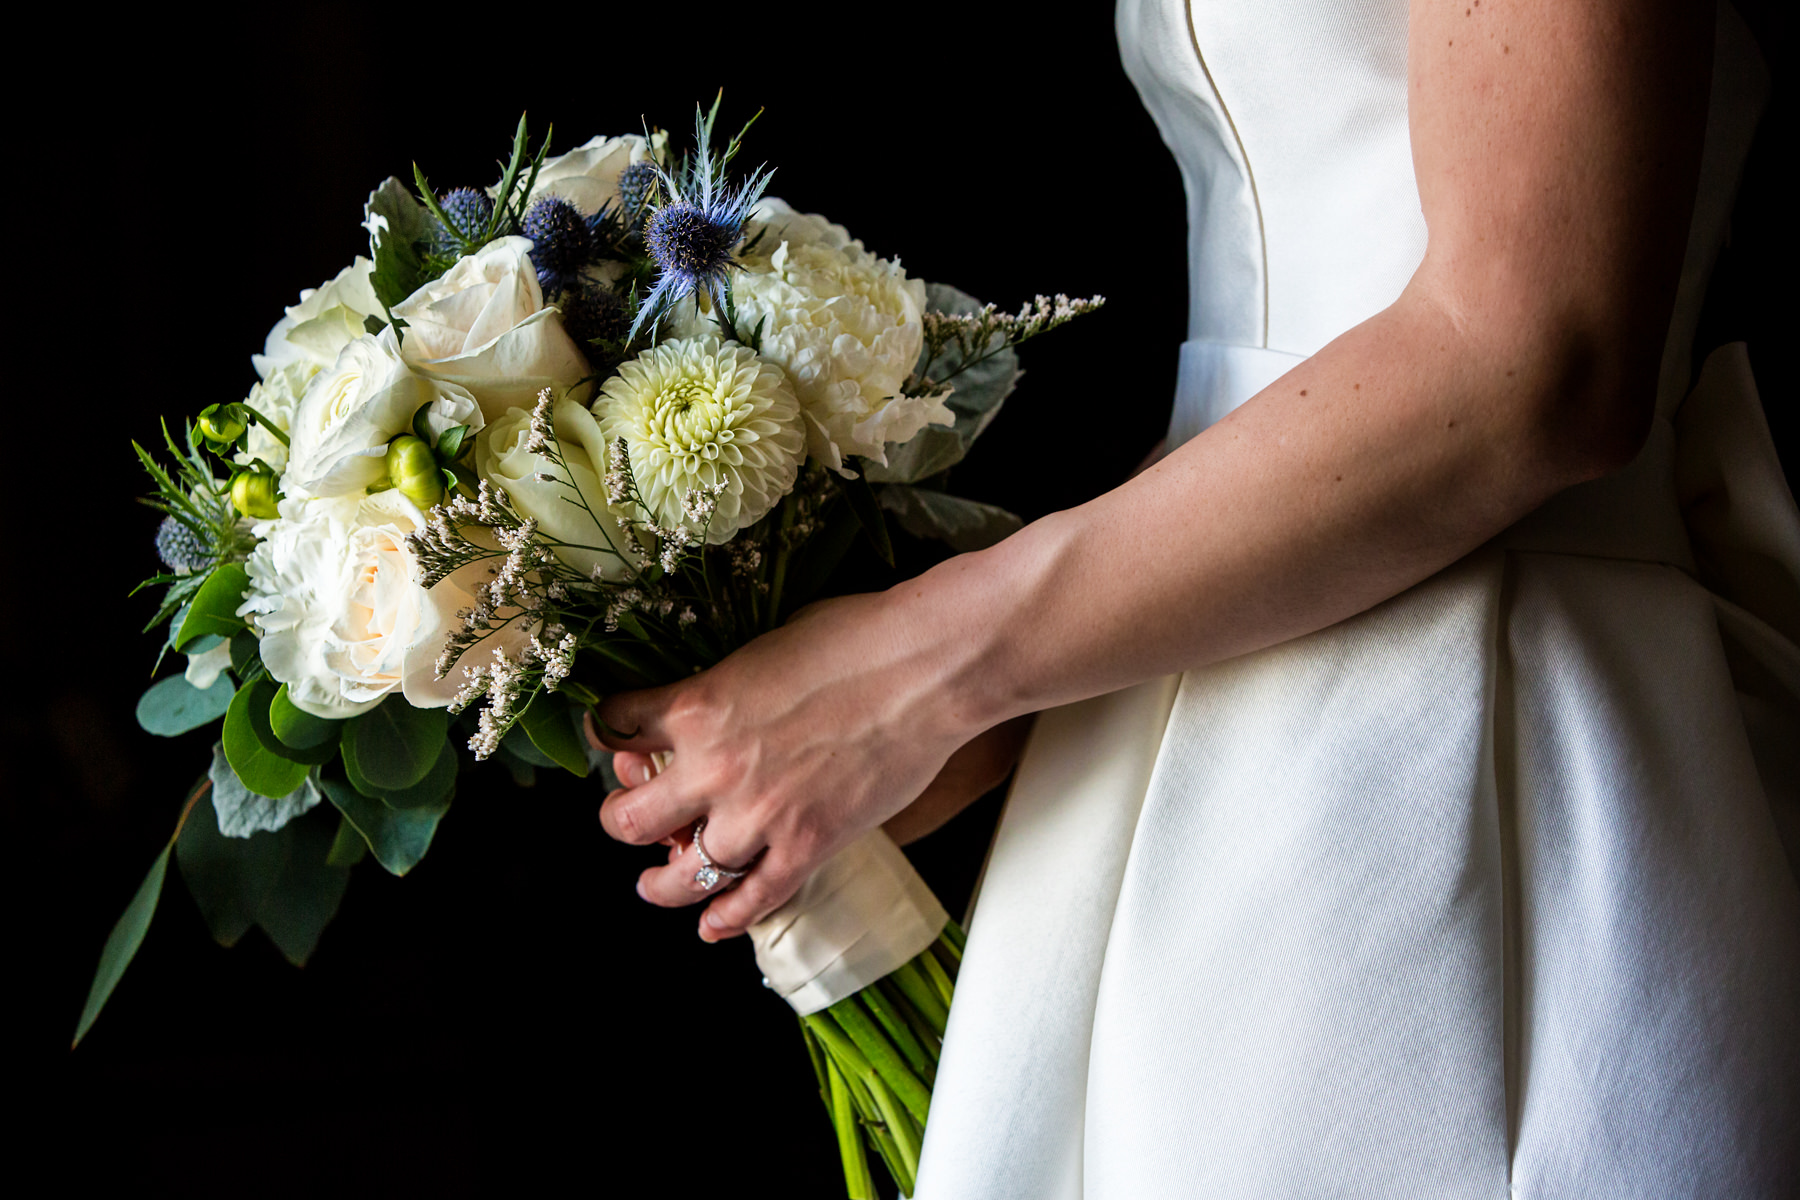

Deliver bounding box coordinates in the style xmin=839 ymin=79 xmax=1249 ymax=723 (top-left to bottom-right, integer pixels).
xmin=155 ymin=516 xmax=213 ymax=574
xmin=593 ymin=336 xmax=804 ymax=541
xmin=435 ymin=187 xmax=494 ymax=250
xmin=628 ymin=111 xmax=772 ymax=341
xmin=616 ymin=161 xmax=659 ymax=225
xmin=522 ymin=196 xmax=593 ymax=294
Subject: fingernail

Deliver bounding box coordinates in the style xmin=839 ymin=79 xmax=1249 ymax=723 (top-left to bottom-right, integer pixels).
xmin=633 ymin=763 xmax=650 ymax=786
xmin=703 ymin=910 xmax=726 ymax=932
xmin=635 ymin=879 xmax=648 ymax=901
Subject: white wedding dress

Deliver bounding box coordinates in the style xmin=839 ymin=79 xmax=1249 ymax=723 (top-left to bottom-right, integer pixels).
xmin=915 ymin=2 xmax=1800 ymax=1196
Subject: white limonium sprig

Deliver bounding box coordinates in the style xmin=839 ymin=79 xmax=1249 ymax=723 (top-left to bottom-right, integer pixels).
xmin=908 ymin=293 xmax=1107 ymax=396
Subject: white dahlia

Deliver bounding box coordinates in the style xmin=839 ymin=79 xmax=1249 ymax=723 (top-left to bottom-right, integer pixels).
xmin=593 ymin=336 xmax=804 ymax=541
xmin=732 ymin=200 xmax=952 ymax=473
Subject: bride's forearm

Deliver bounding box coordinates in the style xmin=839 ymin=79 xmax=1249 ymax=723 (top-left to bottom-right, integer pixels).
xmin=893 ymin=288 xmax=1651 ymax=739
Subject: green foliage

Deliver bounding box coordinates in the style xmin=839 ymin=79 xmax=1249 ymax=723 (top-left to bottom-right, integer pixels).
xmin=320 ymin=769 xmax=453 ymax=877
xmin=269 ymin=684 xmax=342 ymax=751
xmin=777 ymin=498 xmax=862 ymax=619
xmin=342 ymin=701 xmax=450 ymax=794
xmin=517 ymin=693 xmax=591 ymax=777
xmin=362 ymin=738 xmax=457 ymax=809
xmin=365 ymin=176 xmax=433 ymax=314
xmin=174 ymin=563 xmax=250 ymax=650
xmin=176 ymin=788 xmax=350 ymax=966
xmin=877 ymin=488 xmax=1023 ymax=554
xmin=72 ymin=845 xmax=169 ymax=1048
xmin=135 ymin=673 xmax=234 ymax=737
xmin=72 ymin=779 xmax=210 ymax=1048
xmin=834 ymin=467 xmax=895 ymax=568
xmin=222 ymin=680 xmax=315 ymax=797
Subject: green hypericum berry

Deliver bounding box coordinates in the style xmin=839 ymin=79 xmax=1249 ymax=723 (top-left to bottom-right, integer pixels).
xmin=231 ymin=472 xmax=280 ymax=519
xmin=386 ymin=435 xmax=443 ymax=509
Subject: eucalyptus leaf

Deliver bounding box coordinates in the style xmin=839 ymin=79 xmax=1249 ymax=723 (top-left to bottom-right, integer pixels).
xmin=367 ymin=738 xmax=456 ymax=810
xmin=71 ymin=843 xmax=169 ymax=1048
xmin=269 ymin=683 xmax=342 ymax=751
xmin=878 ymin=487 xmax=1024 ymax=553
xmin=343 ymin=700 xmax=449 ymax=793
xmin=135 ymin=674 xmax=234 ymax=737
xmin=174 ymin=564 xmax=250 ymax=649
xmin=326 ymin=815 xmax=369 ymax=867
xmin=518 ymin=693 xmax=591 ymax=777
xmin=209 ymin=741 xmax=321 ymax=837
xmin=250 ymin=809 xmax=351 ymax=967
xmin=864 ymin=283 xmax=1023 ymax=485
xmin=228 ymin=631 xmax=260 ymax=681
xmin=176 ymin=785 xmax=348 ymax=967
xmin=500 ymin=724 xmax=557 ymax=768
xmin=321 ymin=772 xmax=453 ymax=877
xmin=222 ymin=684 xmax=315 ymax=800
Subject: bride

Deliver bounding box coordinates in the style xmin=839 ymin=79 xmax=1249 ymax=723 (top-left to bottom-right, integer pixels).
xmin=594 ymin=0 xmax=1799 ymax=1194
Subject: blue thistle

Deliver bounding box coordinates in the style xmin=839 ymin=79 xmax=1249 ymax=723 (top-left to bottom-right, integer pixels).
xmin=435 ymin=187 xmax=494 ymax=250
xmin=616 ymin=160 xmax=659 ymax=225
xmin=523 ymin=196 xmax=594 ymax=295
xmin=628 ymin=106 xmax=773 ymax=341
xmin=155 ymin=516 xmax=213 ymax=574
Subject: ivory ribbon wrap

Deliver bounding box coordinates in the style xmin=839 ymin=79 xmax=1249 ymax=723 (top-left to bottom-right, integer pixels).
xmin=748 ymin=828 xmax=950 ymax=1016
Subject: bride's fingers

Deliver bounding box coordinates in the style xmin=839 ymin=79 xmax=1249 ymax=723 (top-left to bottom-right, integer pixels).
xmin=697 ymin=849 xmax=809 ymax=942
xmin=611 ymin=751 xmax=659 ymax=787
xmin=597 ymin=773 xmax=706 ymax=845
xmin=635 ymin=822 xmax=766 ymax=908
xmin=594 ymin=689 xmax=674 ymax=752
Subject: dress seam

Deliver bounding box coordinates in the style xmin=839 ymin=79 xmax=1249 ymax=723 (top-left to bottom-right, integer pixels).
xmin=1183 ymin=0 xmax=1270 ymax=347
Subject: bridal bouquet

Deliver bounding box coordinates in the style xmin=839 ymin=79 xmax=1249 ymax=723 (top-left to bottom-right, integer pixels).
xmin=83 ymin=107 xmax=1098 ymax=1197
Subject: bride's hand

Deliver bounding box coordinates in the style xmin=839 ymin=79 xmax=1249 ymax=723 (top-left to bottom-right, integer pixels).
xmin=586 ymin=590 xmax=998 ymax=941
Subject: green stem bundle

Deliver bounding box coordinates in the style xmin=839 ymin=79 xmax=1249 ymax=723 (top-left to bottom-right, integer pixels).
xmin=801 ymin=924 xmax=962 ymax=1199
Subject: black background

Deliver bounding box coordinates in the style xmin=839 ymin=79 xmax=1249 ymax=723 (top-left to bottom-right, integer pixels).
xmin=12 ymin=2 xmax=1790 ymax=1194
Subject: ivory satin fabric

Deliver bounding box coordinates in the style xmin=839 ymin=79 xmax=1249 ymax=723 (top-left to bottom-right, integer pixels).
xmin=915 ymin=2 xmax=1800 ymax=1196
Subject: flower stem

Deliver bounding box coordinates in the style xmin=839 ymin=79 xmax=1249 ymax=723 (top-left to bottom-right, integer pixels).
xmin=827 ymin=997 xmax=932 ymax=1125
xmin=827 ymin=1059 xmax=876 ymax=1200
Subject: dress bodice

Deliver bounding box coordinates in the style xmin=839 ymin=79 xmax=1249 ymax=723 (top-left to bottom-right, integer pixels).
xmin=1119 ymin=0 xmax=1768 ymax=428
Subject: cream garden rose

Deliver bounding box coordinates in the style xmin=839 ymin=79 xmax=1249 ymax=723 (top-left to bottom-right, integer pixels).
xmin=477 ymin=398 xmax=638 ymax=581
xmin=730 ymin=200 xmax=951 ymax=473
xmin=238 ymin=491 xmax=474 ymax=718
xmin=594 ymin=336 xmax=806 ymax=541
xmin=392 ymin=236 xmax=591 ymax=420
xmin=251 ymin=258 xmax=382 ymax=381
xmin=284 ymin=328 xmax=484 ymax=498
xmin=527 ymin=132 xmax=661 ymax=216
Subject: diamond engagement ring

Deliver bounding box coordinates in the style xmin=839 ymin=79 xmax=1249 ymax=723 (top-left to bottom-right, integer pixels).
xmin=692 ymin=818 xmax=748 ymax=891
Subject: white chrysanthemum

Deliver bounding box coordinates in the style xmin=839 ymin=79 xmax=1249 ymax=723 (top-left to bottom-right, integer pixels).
xmin=593 ymin=336 xmax=804 ymax=541
xmin=238 ymin=492 xmax=474 ymax=718
xmin=729 ymin=199 xmax=952 ymax=473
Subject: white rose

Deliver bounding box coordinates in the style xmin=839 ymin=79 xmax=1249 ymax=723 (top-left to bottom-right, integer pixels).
xmin=528 ymin=133 xmax=661 ymax=215
xmin=284 ymin=327 xmax=484 ymax=498
xmin=238 ymin=492 xmax=485 ymax=718
xmin=251 ymin=258 xmax=382 ymax=381
xmin=391 ymin=236 xmax=591 ymax=421
xmin=236 ymin=359 xmax=311 ymax=475
xmin=476 ymin=399 xmax=638 ymax=581
xmin=732 ymin=200 xmax=949 ymax=473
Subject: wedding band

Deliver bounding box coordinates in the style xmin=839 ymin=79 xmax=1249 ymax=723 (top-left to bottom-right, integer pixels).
xmin=692 ymin=818 xmax=748 ymax=891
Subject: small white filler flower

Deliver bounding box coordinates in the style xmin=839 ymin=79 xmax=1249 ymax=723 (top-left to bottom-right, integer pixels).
xmin=592 ymin=335 xmax=805 ymax=541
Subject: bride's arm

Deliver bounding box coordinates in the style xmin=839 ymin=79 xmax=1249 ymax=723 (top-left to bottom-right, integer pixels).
xmin=598 ymin=0 xmax=1715 ymax=938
